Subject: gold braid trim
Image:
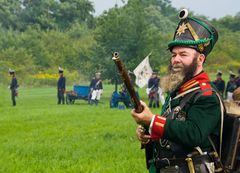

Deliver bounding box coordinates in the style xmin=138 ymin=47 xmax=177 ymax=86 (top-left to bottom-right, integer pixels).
xmin=186 ymin=23 xmax=204 ymax=52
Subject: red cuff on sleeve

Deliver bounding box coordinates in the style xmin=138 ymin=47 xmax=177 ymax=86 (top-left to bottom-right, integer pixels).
xmin=151 ymin=115 xmax=166 ymax=140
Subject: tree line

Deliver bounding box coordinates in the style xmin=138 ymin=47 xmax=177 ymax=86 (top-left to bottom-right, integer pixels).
xmin=0 ymin=0 xmax=239 ymax=86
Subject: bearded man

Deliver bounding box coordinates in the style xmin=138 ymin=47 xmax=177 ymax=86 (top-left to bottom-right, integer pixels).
xmin=131 ymin=9 xmax=221 ymax=173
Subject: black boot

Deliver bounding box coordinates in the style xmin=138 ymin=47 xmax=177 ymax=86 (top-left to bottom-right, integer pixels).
xmin=90 ymin=99 xmax=94 ymax=105
xmin=95 ymin=100 xmax=98 ymax=105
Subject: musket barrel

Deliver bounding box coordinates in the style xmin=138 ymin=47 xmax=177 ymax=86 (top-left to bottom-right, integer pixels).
xmin=112 ymin=52 xmax=143 ymax=113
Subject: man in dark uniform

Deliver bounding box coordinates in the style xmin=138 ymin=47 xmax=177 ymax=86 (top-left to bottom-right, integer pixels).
xmin=147 ymin=72 xmax=160 ymax=108
xmin=212 ymin=70 xmax=225 ymax=96
xmin=89 ymin=72 xmax=103 ymax=105
xmin=9 ymin=69 xmax=18 ymax=106
xmin=235 ymin=69 xmax=240 ymax=88
xmin=131 ymin=9 xmax=221 ymax=173
xmin=225 ymin=71 xmax=237 ymax=101
xmin=57 ymin=67 xmax=66 ymax=104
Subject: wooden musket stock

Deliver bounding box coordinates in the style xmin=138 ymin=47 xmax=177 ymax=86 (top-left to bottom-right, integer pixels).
xmin=112 ymin=52 xmax=143 ymax=113
xmin=112 ymin=52 xmax=152 ymax=169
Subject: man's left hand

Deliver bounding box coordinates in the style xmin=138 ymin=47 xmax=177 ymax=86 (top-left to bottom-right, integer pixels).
xmin=136 ymin=125 xmax=151 ymax=144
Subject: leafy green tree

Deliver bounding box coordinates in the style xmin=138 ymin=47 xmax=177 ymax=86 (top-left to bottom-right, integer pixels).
xmin=20 ymin=0 xmax=58 ymax=30
xmin=216 ymin=15 xmax=240 ymax=32
xmin=94 ymin=0 xmax=177 ymax=81
xmin=16 ymin=0 xmax=94 ymax=30
xmin=55 ymin=0 xmax=95 ymax=29
xmin=0 ymin=0 xmax=22 ymax=30
xmin=0 ymin=47 xmax=35 ymax=85
xmin=0 ymin=0 xmax=240 ymax=86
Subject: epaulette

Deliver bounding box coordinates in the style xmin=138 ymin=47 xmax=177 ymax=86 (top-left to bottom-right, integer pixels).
xmin=199 ymin=82 xmax=212 ymax=96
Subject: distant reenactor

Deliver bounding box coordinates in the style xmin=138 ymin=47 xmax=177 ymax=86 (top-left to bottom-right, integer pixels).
xmin=236 ymin=69 xmax=240 ymax=88
xmin=9 ymin=68 xmax=18 ymax=106
xmin=225 ymin=71 xmax=237 ymax=101
xmin=57 ymin=67 xmax=66 ymax=104
xmin=89 ymin=72 xmax=103 ymax=105
xmin=147 ymin=71 xmax=160 ymax=108
xmin=212 ymin=70 xmax=225 ymax=96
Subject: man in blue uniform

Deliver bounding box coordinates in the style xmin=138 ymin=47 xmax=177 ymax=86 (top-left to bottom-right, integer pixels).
xmin=212 ymin=70 xmax=225 ymax=96
xmin=131 ymin=9 xmax=221 ymax=173
xmin=225 ymin=71 xmax=237 ymax=101
xmin=236 ymin=69 xmax=240 ymax=88
xmin=89 ymin=72 xmax=103 ymax=105
xmin=147 ymin=72 xmax=160 ymax=108
xmin=9 ymin=69 xmax=18 ymax=106
xmin=57 ymin=67 xmax=66 ymax=104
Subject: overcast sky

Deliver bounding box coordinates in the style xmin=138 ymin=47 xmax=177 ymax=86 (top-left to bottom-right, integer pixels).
xmin=90 ymin=0 xmax=240 ymax=19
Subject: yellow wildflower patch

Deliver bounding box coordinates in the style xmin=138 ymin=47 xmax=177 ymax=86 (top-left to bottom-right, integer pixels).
xmin=34 ymin=73 xmax=58 ymax=79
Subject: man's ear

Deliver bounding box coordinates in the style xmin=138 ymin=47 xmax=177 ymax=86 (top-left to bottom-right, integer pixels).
xmin=198 ymin=54 xmax=205 ymax=65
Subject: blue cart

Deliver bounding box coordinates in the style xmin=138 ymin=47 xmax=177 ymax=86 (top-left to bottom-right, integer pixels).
xmin=66 ymin=85 xmax=90 ymax=104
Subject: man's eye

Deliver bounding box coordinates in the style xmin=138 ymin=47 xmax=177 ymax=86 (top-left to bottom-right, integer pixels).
xmin=181 ymin=54 xmax=188 ymax=57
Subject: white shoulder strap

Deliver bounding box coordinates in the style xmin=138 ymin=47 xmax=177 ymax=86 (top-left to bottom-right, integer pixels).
xmin=213 ymin=91 xmax=225 ymax=158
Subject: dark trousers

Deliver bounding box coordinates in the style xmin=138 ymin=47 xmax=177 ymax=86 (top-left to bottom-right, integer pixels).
xmin=149 ymin=95 xmax=159 ymax=108
xmin=58 ymin=90 xmax=65 ymax=104
xmin=11 ymin=90 xmax=16 ymax=106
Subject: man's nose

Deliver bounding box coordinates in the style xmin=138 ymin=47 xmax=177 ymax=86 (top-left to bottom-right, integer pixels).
xmin=172 ymin=55 xmax=181 ymax=64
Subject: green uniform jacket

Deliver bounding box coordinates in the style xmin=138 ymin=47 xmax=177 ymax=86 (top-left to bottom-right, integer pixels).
xmin=152 ymin=72 xmax=221 ymax=154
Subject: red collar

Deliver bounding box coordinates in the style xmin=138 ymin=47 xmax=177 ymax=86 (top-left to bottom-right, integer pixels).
xmin=179 ymin=72 xmax=211 ymax=95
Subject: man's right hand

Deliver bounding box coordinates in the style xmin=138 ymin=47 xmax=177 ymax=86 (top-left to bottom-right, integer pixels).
xmin=131 ymin=101 xmax=153 ymax=125
xmin=136 ymin=125 xmax=151 ymax=144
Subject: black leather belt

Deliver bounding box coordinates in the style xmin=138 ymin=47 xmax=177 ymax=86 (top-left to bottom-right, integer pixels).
xmin=149 ymin=155 xmax=211 ymax=169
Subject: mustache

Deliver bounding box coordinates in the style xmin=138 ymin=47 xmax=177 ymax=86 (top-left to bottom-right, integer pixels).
xmin=173 ymin=63 xmax=184 ymax=68
xmin=172 ymin=63 xmax=185 ymax=69
xmin=170 ymin=63 xmax=185 ymax=74
xmin=170 ymin=63 xmax=184 ymax=68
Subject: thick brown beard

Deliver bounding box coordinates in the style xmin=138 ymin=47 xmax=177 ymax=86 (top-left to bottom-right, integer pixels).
xmin=160 ymin=69 xmax=184 ymax=93
xmin=161 ymin=56 xmax=198 ymax=93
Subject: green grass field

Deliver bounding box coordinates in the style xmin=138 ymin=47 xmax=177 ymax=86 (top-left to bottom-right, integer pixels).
xmin=0 ymin=84 xmax=163 ymax=173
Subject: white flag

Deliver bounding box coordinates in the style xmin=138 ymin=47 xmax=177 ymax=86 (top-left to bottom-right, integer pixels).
xmin=133 ymin=54 xmax=153 ymax=88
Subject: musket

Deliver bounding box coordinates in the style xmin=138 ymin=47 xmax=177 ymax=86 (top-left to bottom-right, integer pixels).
xmin=112 ymin=52 xmax=153 ymax=169
xmin=112 ymin=52 xmax=143 ymax=113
